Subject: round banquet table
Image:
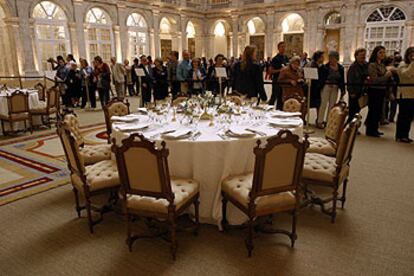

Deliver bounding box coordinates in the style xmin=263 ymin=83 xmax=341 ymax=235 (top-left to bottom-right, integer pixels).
xmin=111 ymin=110 xmax=303 ymax=227
xmin=0 ymin=89 xmax=42 ymax=131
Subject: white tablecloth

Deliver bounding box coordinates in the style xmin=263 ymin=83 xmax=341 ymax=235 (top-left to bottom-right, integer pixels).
xmin=0 ymin=89 xmax=42 ymax=131
xmin=112 ymin=110 xmax=303 ymax=226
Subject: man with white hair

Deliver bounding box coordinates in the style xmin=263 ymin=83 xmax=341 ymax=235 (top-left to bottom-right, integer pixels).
xmin=110 ymin=57 xmax=126 ymax=100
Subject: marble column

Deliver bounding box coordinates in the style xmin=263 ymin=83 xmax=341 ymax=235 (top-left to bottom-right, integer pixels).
xmin=180 ymin=15 xmax=187 ymax=51
xmin=20 ymin=18 xmax=38 ymax=75
xmin=265 ymin=11 xmax=274 ymax=57
xmin=113 ymin=25 xmax=122 ymax=61
xmin=231 ymin=15 xmax=239 ymax=58
xmin=152 ymin=11 xmax=160 ymax=57
xmin=68 ymin=22 xmax=79 ymax=59
xmin=73 ymin=0 xmax=87 ymax=60
xmin=2 ymin=17 xmax=20 ymax=75
xmin=117 ymin=4 xmax=129 ymax=61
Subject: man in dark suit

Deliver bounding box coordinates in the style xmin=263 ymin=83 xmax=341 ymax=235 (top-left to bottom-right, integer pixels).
xmin=269 ymin=41 xmax=289 ymax=109
xmin=138 ymin=55 xmax=154 ymax=106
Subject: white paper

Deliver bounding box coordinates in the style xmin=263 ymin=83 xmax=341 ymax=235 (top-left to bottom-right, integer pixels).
xmin=44 ymin=70 xmax=56 ymax=80
xmin=303 ymin=67 xmax=319 ymax=80
xmin=215 ymin=67 xmax=227 ymax=78
xmin=135 ymin=68 xmax=146 ymax=77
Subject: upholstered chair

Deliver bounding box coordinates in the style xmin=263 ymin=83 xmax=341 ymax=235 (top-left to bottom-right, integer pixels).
xmin=221 ymin=130 xmax=309 ymax=257
xmin=30 ymin=86 xmax=60 ymax=128
xmin=63 ymin=113 xmax=111 ymax=166
xmin=302 ymin=114 xmax=362 ymax=223
xmin=0 ymin=90 xmax=32 ymax=135
xmin=103 ymin=98 xmax=130 ymax=143
xmin=57 ymin=122 xmax=120 ymax=233
xmin=113 ymin=133 xmax=200 ymax=260
xmin=283 ymin=94 xmax=307 ymax=120
xmin=307 ymin=102 xmax=348 ymax=156
xmin=34 ymin=82 xmax=46 ymax=101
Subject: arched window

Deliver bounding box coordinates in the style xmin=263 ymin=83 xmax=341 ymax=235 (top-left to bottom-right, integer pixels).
xmin=127 ymin=13 xmax=148 ymax=59
xmin=281 ymin=13 xmax=304 ymax=57
xmin=85 ymin=8 xmax=114 ymax=63
xmin=325 ymin=12 xmax=342 ymax=25
xmin=186 ymin=21 xmax=195 ymax=38
xmin=32 ymin=1 xmax=70 ymax=71
xmin=364 ymin=6 xmax=406 ymax=56
xmin=214 ymin=22 xmax=225 ymax=37
xmin=282 ymin=13 xmax=304 ymax=34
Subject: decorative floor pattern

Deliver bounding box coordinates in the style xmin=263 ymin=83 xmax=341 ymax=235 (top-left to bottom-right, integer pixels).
xmin=0 ymin=124 xmax=106 ymax=206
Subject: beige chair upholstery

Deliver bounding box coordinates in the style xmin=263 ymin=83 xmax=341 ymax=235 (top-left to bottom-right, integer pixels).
xmin=103 ymin=99 xmax=130 ymax=143
xmin=221 ymin=130 xmax=308 ymax=257
xmin=0 ymin=91 xmax=32 ymax=135
xmin=106 ymin=102 xmax=129 ymax=117
xmin=71 ymin=160 xmax=119 ymax=192
xmin=63 ymin=114 xmax=84 ymax=145
xmin=307 ymin=137 xmax=336 ymax=156
xmin=127 ymin=178 xmax=199 ymax=214
xmin=283 ymin=98 xmax=302 ymax=113
xmin=228 ymin=96 xmax=242 ymax=106
xmin=30 ymin=87 xmax=59 ymax=128
xmin=303 ymin=153 xmax=349 ymax=184
xmin=222 ymin=173 xmax=295 ymax=212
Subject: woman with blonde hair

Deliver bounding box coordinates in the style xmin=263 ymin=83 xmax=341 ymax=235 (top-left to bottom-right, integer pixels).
xmin=231 ymin=45 xmax=267 ymax=101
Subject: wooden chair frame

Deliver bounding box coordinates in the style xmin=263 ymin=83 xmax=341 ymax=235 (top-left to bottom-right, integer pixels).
xmin=222 ymin=130 xmax=309 ymax=257
xmin=282 ymin=93 xmax=307 ymax=120
xmin=103 ymin=98 xmax=130 ymax=143
xmin=325 ymin=101 xmax=349 ymax=144
xmin=113 ymin=133 xmax=200 ymax=260
xmin=302 ymin=114 xmax=362 ymax=223
xmin=0 ymin=90 xmax=32 ymax=135
xmin=56 ymin=122 xmax=119 ymax=233
xmin=31 ymin=86 xmax=60 ymax=128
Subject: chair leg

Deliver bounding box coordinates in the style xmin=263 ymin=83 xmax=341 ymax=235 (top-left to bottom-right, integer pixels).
xmin=341 ymin=178 xmax=348 ymax=209
xmin=1 ymin=120 xmax=5 ymax=136
xmin=221 ymin=194 xmax=228 ymax=231
xmin=245 ymin=217 xmax=254 ymax=257
xmin=85 ymin=197 xmax=94 ymax=234
xmin=126 ymin=214 xmax=133 ymax=252
xmin=331 ymin=188 xmax=338 ymax=223
xmin=170 ymin=217 xmax=177 ymax=261
xmin=73 ymin=187 xmax=82 ymax=218
xmin=291 ymin=210 xmax=298 ymax=248
xmin=193 ymin=196 xmax=200 ymax=236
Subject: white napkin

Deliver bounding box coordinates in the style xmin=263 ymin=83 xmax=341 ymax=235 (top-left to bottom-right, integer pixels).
xmin=162 ymin=128 xmax=192 ymax=139
xmin=111 ymin=114 xmax=140 ymax=123
xmin=113 ymin=122 xmax=150 ymax=132
xmin=267 ymin=118 xmax=302 ymax=128
xmin=226 ymin=126 xmax=256 ymax=138
xmin=270 ymin=110 xmax=302 ymax=118
xmin=137 ymin=107 xmax=148 ymax=114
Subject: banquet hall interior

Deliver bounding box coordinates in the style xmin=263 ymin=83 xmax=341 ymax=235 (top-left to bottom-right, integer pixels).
xmin=0 ymin=0 xmax=414 ymax=275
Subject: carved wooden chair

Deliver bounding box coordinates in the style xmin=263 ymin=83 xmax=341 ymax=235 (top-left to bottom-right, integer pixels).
xmin=103 ymin=98 xmax=130 ymax=143
xmin=221 ymin=130 xmax=309 ymax=257
xmin=302 ymin=114 xmax=362 ymax=223
xmin=282 ymin=93 xmax=307 ymax=120
xmin=57 ymin=122 xmax=120 ymax=233
xmin=62 ymin=112 xmax=111 ymax=166
xmin=34 ymin=82 xmax=46 ymax=101
xmin=307 ymin=101 xmax=348 ymax=156
xmin=30 ymin=86 xmax=60 ymax=128
xmin=113 ymin=133 xmax=200 ymax=260
xmin=0 ymin=90 xmax=32 ymax=135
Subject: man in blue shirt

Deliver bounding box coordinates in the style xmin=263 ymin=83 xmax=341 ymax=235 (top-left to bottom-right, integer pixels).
xmin=176 ymin=50 xmax=192 ymax=95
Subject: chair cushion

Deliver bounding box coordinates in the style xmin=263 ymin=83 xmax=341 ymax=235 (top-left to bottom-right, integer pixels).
xmin=222 ymin=173 xmax=296 ymax=213
xmin=307 ymin=137 xmax=336 ymax=156
xmin=127 ymin=178 xmax=199 ymax=214
xmin=303 ymin=153 xmax=349 ymax=184
xmin=80 ymin=144 xmax=111 ymax=165
xmin=71 ymin=160 xmax=120 ymax=192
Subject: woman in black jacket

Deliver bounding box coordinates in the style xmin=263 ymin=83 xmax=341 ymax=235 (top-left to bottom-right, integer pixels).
xmin=207 ymin=54 xmax=228 ymax=95
xmin=231 ymin=45 xmax=267 ymax=102
xmin=153 ymin=58 xmax=169 ymax=101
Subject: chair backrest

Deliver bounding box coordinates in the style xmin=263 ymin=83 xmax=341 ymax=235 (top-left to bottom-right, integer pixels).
xmin=63 ymin=112 xmax=84 ymax=146
xmin=34 ymin=83 xmax=46 ymax=101
xmin=324 ymin=101 xmax=348 ymax=143
xmin=172 ymin=96 xmax=187 ymax=107
xmin=113 ymin=133 xmax=174 ymax=203
xmin=103 ymin=98 xmax=130 ymax=140
xmin=336 ymin=114 xmax=362 ymax=167
xmin=227 ymin=96 xmax=242 ymax=105
xmin=7 ymin=91 xmax=29 ymax=115
xmin=46 ymin=87 xmax=59 ymax=110
xmin=251 ymin=130 xmax=309 ymax=200
xmin=56 ymin=122 xmax=84 ymax=177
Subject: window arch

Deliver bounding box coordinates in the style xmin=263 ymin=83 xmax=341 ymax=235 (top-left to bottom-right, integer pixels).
xmin=214 ymin=21 xmax=226 ymax=36
xmin=325 ymin=12 xmax=342 ymax=25
xmin=127 ymin=13 xmax=148 ymax=59
xmin=32 ymin=1 xmax=70 ymax=71
xmin=364 ymin=6 xmax=406 ymax=56
xmin=85 ymin=7 xmax=114 ymax=63
xmin=282 ymin=13 xmax=304 ymax=34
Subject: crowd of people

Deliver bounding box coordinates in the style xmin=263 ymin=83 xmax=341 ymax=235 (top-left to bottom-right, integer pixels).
xmin=49 ymin=42 xmax=414 ymax=143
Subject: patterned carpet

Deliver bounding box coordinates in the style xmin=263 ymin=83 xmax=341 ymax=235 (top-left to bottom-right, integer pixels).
xmin=0 ymin=124 xmax=107 ymax=206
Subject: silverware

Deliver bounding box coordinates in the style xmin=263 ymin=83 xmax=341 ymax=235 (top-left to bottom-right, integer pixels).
xmin=245 ymin=128 xmax=266 ymax=136
xmin=190 ymin=131 xmax=202 ymax=141
xmin=217 ymin=133 xmax=228 ymax=140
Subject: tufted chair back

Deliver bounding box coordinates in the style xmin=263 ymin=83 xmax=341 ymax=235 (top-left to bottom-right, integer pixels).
xmin=251 ymin=130 xmax=308 ymax=200
xmin=113 ymin=134 xmax=174 ymax=203
xmin=283 ymin=98 xmax=302 ymax=113
xmin=63 ymin=113 xmax=84 ymax=146
xmin=103 ymin=98 xmax=130 ymax=143
xmin=8 ymin=91 xmax=29 ymax=114
xmin=336 ymin=114 xmax=361 ymax=166
xmin=324 ymin=102 xmax=348 ymax=143
xmin=56 ymin=122 xmax=84 ymax=176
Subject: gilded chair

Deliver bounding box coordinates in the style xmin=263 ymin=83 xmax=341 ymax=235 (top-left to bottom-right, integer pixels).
xmin=283 ymin=93 xmax=307 ymax=120
xmin=30 ymin=86 xmax=60 ymax=128
xmin=57 ymin=122 xmax=120 ymax=233
xmin=103 ymin=98 xmax=130 ymax=143
xmin=221 ymin=130 xmax=309 ymax=257
xmin=113 ymin=133 xmax=200 ymax=260
xmin=63 ymin=112 xmax=111 ymax=165
xmin=302 ymin=115 xmax=362 ymax=223
xmin=0 ymin=90 xmax=32 ymax=135
xmin=307 ymin=101 xmax=348 ymax=156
